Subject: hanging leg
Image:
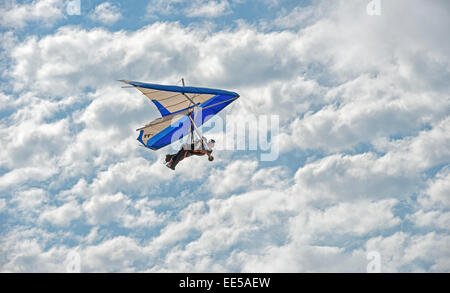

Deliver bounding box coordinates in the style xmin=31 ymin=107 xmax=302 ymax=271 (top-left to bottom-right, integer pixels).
xmin=167 ymin=149 xmax=189 ymax=170
xmin=165 ymin=154 xmax=174 ymax=163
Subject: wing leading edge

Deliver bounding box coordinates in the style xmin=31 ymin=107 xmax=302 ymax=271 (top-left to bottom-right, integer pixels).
xmin=122 ymin=80 xmax=239 ymax=150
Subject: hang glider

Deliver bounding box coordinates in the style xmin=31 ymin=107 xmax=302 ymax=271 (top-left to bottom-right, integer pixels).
xmin=120 ymin=79 xmax=239 ymax=150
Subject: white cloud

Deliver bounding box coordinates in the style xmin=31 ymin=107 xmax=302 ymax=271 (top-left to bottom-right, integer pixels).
xmin=185 ymin=0 xmax=231 ymax=18
xmin=420 ymin=166 xmax=450 ymax=208
xmin=78 ymin=157 xmax=172 ymax=197
xmin=1 ymin=0 xmax=449 ymax=273
xmin=146 ymin=186 xmax=402 ymax=272
xmin=0 ymin=0 xmax=65 ymax=29
xmin=268 ymin=0 xmax=450 ymax=155
xmin=12 ymin=188 xmax=48 ymax=211
xmin=89 ymin=2 xmax=122 ymax=25
xmin=0 ymin=198 xmax=6 ymax=213
xmin=408 ymin=210 xmax=450 ymax=231
xmin=81 ymin=236 xmax=149 ymax=272
xmin=5 ymin=23 xmax=303 ymax=96
xmin=1 ymin=238 xmax=64 ymax=272
xmin=292 ymin=153 xmax=419 ymax=205
xmin=146 ymin=189 xmax=292 ymax=271
xmin=146 ymin=0 xmax=184 ymax=17
xmin=81 ymin=191 xmax=166 ymax=228
xmin=305 ymin=199 xmax=400 ymax=236
xmin=203 ymin=160 xmax=291 ymax=196
xmin=121 ymin=198 xmax=167 ymax=228
xmin=0 ymin=93 xmax=13 ymax=110
xmin=0 ymin=165 xmax=58 ymax=191
xmin=365 ymin=232 xmax=450 ymax=272
xmin=205 ymin=160 xmax=258 ymax=195
xmin=376 ymin=117 xmax=450 ymax=173
xmin=264 ymin=4 xmax=323 ymax=30
xmin=83 ymin=192 xmax=130 ymax=225
xmin=1 ymin=0 xmax=435 ymax=173
xmin=0 ymin=117 xmax=70 ymax=169
xmin=146 ymin=0 xmax=231 ymax=19
xmin=285 ymin=80 xmax=449 ymax=152
xmin=403 ymin=233 xmax=450 ymax=272
xmin=39 ymin=200 xmax=82 ymax=226
xmin=250 ymin=165 xmax=291 ymax=188
xmin=238 ymin=244 xmax=365 ymax=273
xmin=83 ymin=227 xmax=100 ymax=244
xmin=0 ymin=226 xmax=82 ymax=272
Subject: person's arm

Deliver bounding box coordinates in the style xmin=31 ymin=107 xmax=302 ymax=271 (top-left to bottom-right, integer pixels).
xmin=190 ymin=147 xmax=213 ymax=159
xmin=204 ymin=143 xmax=212 ymax=152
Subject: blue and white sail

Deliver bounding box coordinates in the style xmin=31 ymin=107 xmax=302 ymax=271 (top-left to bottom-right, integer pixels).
xmin=121 ymin=80 xmax=239 ymax=150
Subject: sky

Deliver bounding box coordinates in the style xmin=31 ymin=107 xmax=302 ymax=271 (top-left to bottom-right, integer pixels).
xmin=0 ymin=0 xmax=449 ymax=272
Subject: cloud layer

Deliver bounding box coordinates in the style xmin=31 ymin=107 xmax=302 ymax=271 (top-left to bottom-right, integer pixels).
xmin=0 ymin=0 xmax=449 ymax=272
xmin=0 ymin=0 xmax=65 ymax=29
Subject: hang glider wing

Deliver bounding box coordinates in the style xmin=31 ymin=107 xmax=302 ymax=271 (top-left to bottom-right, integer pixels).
xmin=121 ymin=80 xmax=239 ymax=150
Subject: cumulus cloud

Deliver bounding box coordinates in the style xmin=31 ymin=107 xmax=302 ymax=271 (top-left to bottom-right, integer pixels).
xmin=419 ymin=166 xmax=450 ymax=208
xmin=146 ymin=0 xmax=183 ymax=17
xmin=1 ymin=0 xmax=449 ymax=273
xmin=0 ymin=198 xmax=6 ymax=213
xmin=5 ymin=23 xmax=303 ymax=96
xmin=39 ymin=200 xmax=82 ymax=226
xmin=11 ymin=188 xmax=48 ymax=212
xmin=0 ymin=0 xmax=65 ymax=29
xmin=89 ymin=2 xmax=122 ymax=25
xmin=146 ymin=0 xmax=232 ymax=19
xmin=0 ymin=165 xmax=58 ymax=191
xmin=408 ymin=210 xmax=450 ymax=231
xmin=262 ymin=3 xmax=325 ymax=30
xmin=83 ymin=192 xmax=130 ymax=225
xmin=0 ymin=226 xmax=86 ymax=272
xmin=205 ymin=160 xmax=258 ymax=195
xmin=81 ymin=236 xmax=149 ymax=272
xmin=305 ymin=199 xmax=401 ymax=236
xmin=292 ymin=153 xmax=419 ymax=205
xmin=364 ymin=232 xmax=450 ymax=272
xmin=185 ymin=0 xmax=231 ymax=18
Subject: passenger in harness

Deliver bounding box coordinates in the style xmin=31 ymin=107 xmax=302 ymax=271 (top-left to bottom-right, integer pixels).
xmin=165 ymin=137 xmax=215 ymax=170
